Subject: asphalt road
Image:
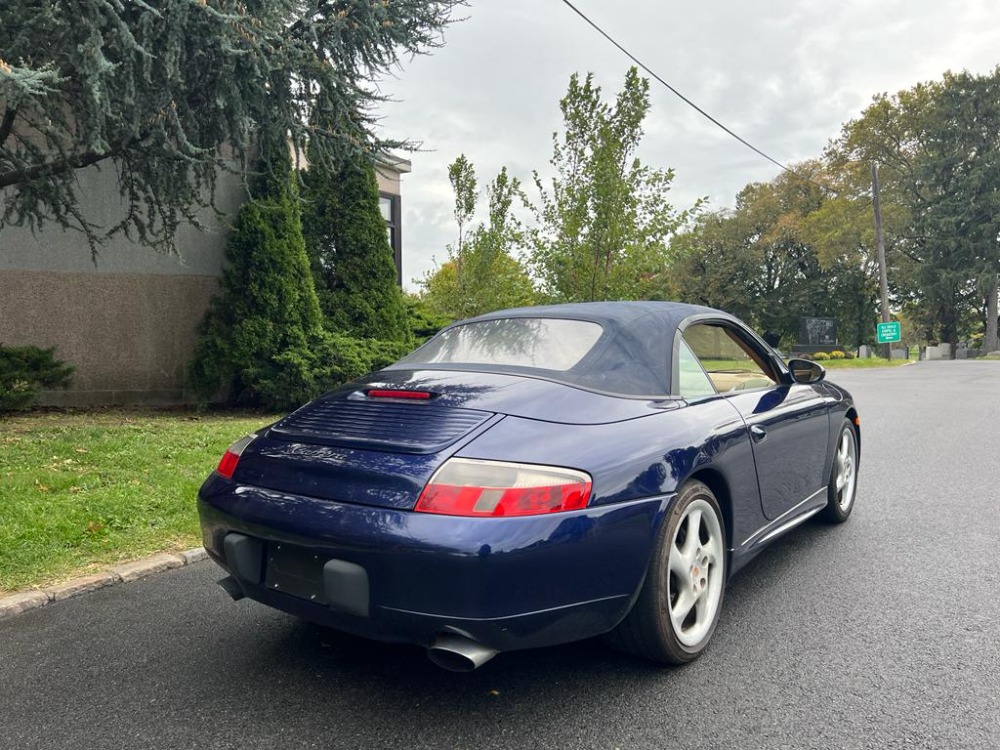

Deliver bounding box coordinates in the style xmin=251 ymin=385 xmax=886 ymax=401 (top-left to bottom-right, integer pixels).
xmin=2 ymin=360 xmax=999 ymax=750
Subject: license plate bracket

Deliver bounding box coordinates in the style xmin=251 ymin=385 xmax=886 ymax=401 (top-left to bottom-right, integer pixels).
xmin=264 ymin=543 xmax=328 ymax=605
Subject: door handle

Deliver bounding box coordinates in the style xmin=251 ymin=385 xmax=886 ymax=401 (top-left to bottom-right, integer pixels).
xmin=750 ymin=425 xmax=767 ymax=442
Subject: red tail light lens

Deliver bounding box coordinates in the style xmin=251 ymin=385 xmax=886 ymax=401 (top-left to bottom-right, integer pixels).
xmin=366 ymin=389 xmax=433 ymax=400
xmin=415 ymin=459 xmax=592 ymax=517
xmin=215 ymin=435 xmax=256 ymax=480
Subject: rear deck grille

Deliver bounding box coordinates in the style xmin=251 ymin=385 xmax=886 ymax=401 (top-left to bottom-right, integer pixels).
xmin=269 ymin=400 xmax=493 ymax=454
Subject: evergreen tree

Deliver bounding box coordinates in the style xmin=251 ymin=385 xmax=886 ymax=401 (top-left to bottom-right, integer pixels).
xmin=0 ymin=0 xmax=464 ymax=254
xmin=303 ymin=152 xmax=410 ymax=342
xmin=0 ymin=344 xmax=74 ymax=412
xmin=404 ymin=293 xmax=454 ymax=342
xmin=188 ymin=136 xmax=326 ymax=410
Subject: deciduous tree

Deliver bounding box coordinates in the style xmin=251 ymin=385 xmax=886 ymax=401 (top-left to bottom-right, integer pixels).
xmin=448 ymin=154 xmax=477 ymax=264
xmin=836 ymin=69 xmax=1000 ymax=352
xmin=421 ymin=166 xmax=536 ymax=318
xmin=670 ymin=168 xmax=834 ymax=348
xmin=531 ymin=68 xmax=700 ymax=302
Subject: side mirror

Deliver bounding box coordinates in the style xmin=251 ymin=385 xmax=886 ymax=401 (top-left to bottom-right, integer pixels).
xmin=787 ymin=358 xmax=826 ymax=384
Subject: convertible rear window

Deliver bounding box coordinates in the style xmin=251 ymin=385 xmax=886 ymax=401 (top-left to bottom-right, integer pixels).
xmin=401 ymin=318 xmax=604 ymax=371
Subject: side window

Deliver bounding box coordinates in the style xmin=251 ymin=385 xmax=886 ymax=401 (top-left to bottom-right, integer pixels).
xmin=683 ymin=324 xmax=778 ymax=393
xmin=677 ymin=337 xmax=717 ymax=399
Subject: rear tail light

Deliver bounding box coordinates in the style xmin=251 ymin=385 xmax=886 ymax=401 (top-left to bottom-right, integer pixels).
xmin=415 ymin=458 xmax=592 ymax=517
xmin=366 ymin=389 xmax=433 ymax=400
xmin=215 ymin=435 xmax=256 ymax=480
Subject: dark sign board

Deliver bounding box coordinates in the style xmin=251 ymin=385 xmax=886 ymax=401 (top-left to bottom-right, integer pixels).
xmin=800 ymin=317 xmax=838 ymax=346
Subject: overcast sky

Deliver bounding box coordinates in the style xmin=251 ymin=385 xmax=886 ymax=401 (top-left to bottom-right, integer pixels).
xmin=375 ymin=0 xmax=1000 ymax=290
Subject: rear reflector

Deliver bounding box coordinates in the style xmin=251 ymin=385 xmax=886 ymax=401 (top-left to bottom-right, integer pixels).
xmin=415 ymin=458 xmax=592 ymax=517
xmin=366 ymin=389 xmax=433 ymax=400
xmin=215 ymin=435 xmax=256 ymax=480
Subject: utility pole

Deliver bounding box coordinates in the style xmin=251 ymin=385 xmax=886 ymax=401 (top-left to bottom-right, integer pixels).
xmin=871 ymin=163 xmax=891 ymax=359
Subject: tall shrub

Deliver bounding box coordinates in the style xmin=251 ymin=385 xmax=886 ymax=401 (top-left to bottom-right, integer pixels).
xmin=188 ymin=137 xmax=327 ymax=410
xmin=303 ymin=152 xmax=410 ymax=342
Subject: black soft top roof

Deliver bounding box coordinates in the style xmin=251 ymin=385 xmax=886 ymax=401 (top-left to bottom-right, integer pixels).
xmin=392 ymin=301 xmax=742 ymax=397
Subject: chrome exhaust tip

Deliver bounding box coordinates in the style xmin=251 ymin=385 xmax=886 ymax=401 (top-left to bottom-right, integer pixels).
xmin=216 ymin=575 xmax=245 ymax=601
xmin=427 ymin=635 xmax=498 ymax=672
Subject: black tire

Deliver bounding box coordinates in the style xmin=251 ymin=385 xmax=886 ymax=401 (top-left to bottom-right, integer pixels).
xmin=818 ymin=419 xmax=859 ymax=524
xmin=606 ymin=480 xmax=727 ymax=665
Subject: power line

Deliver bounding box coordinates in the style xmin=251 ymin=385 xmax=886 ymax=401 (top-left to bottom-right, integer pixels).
xmin=557 ymin=0 xmax=834 ymax=193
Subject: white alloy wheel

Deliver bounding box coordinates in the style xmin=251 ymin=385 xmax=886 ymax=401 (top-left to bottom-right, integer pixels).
xmin=605 ymin=480 xmax=727 ymax=665
xmin=666 ymin=497 xmax=725 ymax=647
xmin=820 ymin=419 xmax=860 ymax=524
xmin=833 ymin=427 xmax=857 ymax=512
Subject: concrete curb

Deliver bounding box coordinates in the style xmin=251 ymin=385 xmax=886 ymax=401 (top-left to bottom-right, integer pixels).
xmin=0 ymin=547 xmax=209 ymax=621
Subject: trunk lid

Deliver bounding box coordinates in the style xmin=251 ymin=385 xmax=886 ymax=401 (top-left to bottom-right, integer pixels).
xmin=268 ymin=397 xmax=493 ymax=454
xmin=232 ymin=369 xmax=668 ymax=510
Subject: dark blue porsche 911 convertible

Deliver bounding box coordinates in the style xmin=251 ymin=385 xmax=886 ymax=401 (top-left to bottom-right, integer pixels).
xmin=198 ymin=301 xmax=860 ymax=671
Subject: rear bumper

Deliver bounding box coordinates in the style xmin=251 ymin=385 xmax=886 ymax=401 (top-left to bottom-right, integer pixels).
xmin=198 ymin=476 xmax=668 ymax=652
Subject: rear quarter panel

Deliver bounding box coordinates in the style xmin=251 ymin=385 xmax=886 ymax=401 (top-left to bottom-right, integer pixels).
xmin=457 ymin=398 xmax=766 ymax=557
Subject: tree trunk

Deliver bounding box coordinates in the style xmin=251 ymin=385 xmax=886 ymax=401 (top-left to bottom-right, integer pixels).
xmin=985 ymin=272 xmax=999 ymax=353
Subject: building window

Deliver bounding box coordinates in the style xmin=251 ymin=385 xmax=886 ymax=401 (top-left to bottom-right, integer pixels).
xmin=379 ymin=193 xmax=402 ymax=285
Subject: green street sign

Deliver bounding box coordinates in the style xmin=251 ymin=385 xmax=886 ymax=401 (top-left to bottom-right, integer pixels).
xmin=877 ymin=321 xmax=901 ymax=344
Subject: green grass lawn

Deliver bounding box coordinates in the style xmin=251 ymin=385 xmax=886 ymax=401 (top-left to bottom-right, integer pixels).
xmin=0 ymin=409 xmax=276 ymax=593
xmin=817 ymin=356 xmax=912 ymax=369
xmin=700 ymin=356 xmax=912 ymax=372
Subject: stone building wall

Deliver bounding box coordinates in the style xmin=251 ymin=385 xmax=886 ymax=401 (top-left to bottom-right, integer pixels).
xmin=1 ymin=155 xmax=409 ymax=406
xmin=1 ymin=163 xmax=240 ymax=405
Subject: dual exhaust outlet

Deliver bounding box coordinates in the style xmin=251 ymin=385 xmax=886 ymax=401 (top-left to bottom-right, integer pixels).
xmin=216 ymin=576 xmax=497 ymax=671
